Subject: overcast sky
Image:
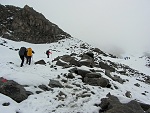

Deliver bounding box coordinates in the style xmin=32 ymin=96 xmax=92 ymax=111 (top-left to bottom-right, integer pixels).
xmin=1 ymin=0 xmax=150 ymax=56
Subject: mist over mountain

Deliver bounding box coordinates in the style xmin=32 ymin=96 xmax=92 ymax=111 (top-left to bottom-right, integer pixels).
xmin=0 ymin=4 xmax=150 ymax=113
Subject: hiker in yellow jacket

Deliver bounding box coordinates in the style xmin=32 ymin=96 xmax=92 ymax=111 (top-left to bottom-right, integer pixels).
xmin=26 ymin=48 xmax=35 ymax=65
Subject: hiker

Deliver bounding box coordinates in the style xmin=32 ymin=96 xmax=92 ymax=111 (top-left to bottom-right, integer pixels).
xmin=124 ymin=57 xmax=130 ymax=60
xmin=46 ymin=49 xmax=52 ymax=58
xmin=19 ymin=47 xmax=27 ymax=67
xmin=24 ymin=49 xmax=28 ymax=62
xmin=26 ymin=48 xmax=35 ymax=65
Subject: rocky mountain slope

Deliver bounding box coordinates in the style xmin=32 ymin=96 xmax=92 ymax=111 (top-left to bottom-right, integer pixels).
xmin=0 ymin=4 xmax=150 ymax=113
xmin=0 ymin=37 xmax=150 ymax=113
xmin=0 ymin=4 xmax=70 ymax=43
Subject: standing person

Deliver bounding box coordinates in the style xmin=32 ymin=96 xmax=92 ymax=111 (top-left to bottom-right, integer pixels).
xmin=19 ymin=47 xmax=27 ymax=67
xmin=46 ymin=49 xmax=52 ymax=58
xmin=26 ymin=48 xmax=34 ymax=65
xmin=24 ymin=49 xmax=28 ymax=63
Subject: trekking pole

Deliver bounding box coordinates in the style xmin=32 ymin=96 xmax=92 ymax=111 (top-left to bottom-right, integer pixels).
xmin=32 ymin=55 xmax=34 ymax=64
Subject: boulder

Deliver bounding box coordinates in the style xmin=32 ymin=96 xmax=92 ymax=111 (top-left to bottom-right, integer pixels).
xmin=48 ymin=79 xmax=64 ymax=88
xmin=146 ymin=108 xmax=150 ymax=113
xmin=85 ymin=72 xmax=102 ymax=78
xmin=99 ymin=94 xmax=145 ymax=113
xmin=86 ymin=52 xmax=94 ymax=58
xmin=105 ymin=70 xmax=125 ymax=84
xmin=112 ymin=75 xmax=125 ymax=84
xmin=81 ymin=53 xmax=94 ymax=60
xmin=0 ymin=77 xmax=28 ymax=103
xmin=69 ymin=68 xmax=91 ymax=77
xmin=79 ymin=59 xmax=94 ymax=68
xmin=84 ymin=77 xmax=109 ymax=87
xmin=38 ymin=84 xmax=53 ymax=91
xmin=105 ymin=70 xmax=112 ymax=78
xmin=60 ymin=55 xmax=73 ymax=62
xmin=66 ymin=73 xmax=75 ymax=79
xmin=139 ymin=102 xmax=150 ymax=111
xmin=99 ymin=62 xmax=115 ymax=72
xmin=125 ymin=91 xmax=132 ymax=98
xmin=92 ymin=48 xmax=108 ymax=56
xmin=34 ymin=59 xmax=46 ymax=65
xmin=127 ymin=100 xmax=144 ymax=113
xmin=56 ymin=60 xmax=68 ymax=67
xmin=69 ymin=58 xmax=81 ymax=67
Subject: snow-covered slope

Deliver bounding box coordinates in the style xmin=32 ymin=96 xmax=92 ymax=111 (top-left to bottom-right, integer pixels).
xmin=0 ymin=37 xmax=150 ymax=113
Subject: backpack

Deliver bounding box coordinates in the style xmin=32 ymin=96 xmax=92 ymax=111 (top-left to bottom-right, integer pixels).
xmin=27 ymin=48 xmax=32 ymax=56
xmin=19 ymin=47 xmax=26 ymax=56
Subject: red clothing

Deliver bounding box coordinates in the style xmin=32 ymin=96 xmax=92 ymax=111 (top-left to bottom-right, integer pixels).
xmin=2 ymin=78 xmax=7 ymax=83
xmin=48 ymin=51 xmax=52 ymax=54
xmin=46 ymin=50 xmax=52 ymax=55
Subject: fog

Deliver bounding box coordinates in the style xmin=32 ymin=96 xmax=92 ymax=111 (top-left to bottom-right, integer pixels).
xmin=1 ymin=0 xmax=150 ymax=56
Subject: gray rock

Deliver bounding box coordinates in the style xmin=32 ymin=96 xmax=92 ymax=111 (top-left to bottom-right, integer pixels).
xmin=56 ymin=60 xmax=68 ymax=67
xmin=99 ymin=62 xmax=115 ymax=72
xmin=127 ymin=100 xmax=144 ymax=113
xmin=105 ymin=70 xmax=125 ymax=84
xmin=105 ymin=70 xmax=112 ymax=78
xmin=0 ymin=77 xmax=28 ymax=103
xmin=69 ymin=68 xmax=91 ymax=78
xmin=125 ymin=91 xmax=132 ymax=98
xmin=112 ymin=75 xmax=125 ymax=84
xmin=38 ymin=84 xmax=52 ymax=91
xmin=85 ymin=52 xmax=94 ymax=58
xmin=80 ymin=53 xmax=95 ymax=68
xmin=79 ymin=59 xmax=94 ymax=68
xmin=139 ymin=102 xmax=150 ymax=111
xmin=92 ymin=48 xmax=108 ymax=56
xmin=99 ymin=94 xmax=145 ymax=113
xmin=34 ymin=59 xmax=46 ymax=65
xmin=146 ymin=108 xmax=150 ymax=113
xmin=69 ymin=58 xmax=81 ymax=67
xmin=85 ymin=72 xmax=102 ymax=78
xmin=134 ymin=83 xmax=140 ymax=87
xmin=60 ymin=55 xmax=73 ymax=62
xmin=48 ymin=79 xmax=64 ymax=88
xmin=0 ymin=4 xmax=71 ymax=44
xmin=84 ymin=77 xmax=109 ymax=87
xmin=66 ymin=73 xmax=75 ymax=79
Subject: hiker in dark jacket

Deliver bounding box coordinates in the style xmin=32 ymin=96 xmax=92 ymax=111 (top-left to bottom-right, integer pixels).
xmin=19 ymin=47 xmax=27 ymax=67
xmin=46 ymin=49 xmax=52 ymax=58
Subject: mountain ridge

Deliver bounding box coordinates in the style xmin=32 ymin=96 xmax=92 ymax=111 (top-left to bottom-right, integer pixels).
xmin=0 ymin=4 xmax=150 ymax=113
xmin=0 ymin=4 xmax=71 ymax=44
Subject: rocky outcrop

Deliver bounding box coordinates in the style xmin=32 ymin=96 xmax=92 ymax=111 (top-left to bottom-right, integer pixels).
xmin=0 ymin=77 xmax=28 ymax=103
xmin=99 ymin=62 xmax=115 ymax=72
xmin=84 ymin=77 xmax=110 ymax=87
xmin=99 ymin=93 xmax=150 ymax=113
xmin=0 ymin=4 xmax=71 ymax=43
xmin=48 ymin=79 xmax=64 ymax=88
xmin=34 ymin=59 xmax=46 ymax=65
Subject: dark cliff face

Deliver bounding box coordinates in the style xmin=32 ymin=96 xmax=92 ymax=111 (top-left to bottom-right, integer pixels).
xmin=0 ymin=4 xmax=71 ymax=43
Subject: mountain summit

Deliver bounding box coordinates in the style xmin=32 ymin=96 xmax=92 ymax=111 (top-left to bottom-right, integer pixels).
xmin=0 ymin=4 xmax=71 ymax=43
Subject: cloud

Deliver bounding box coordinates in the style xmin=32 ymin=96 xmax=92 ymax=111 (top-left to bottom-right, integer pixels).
xmin=1 ymin=0 xmax=150 ymax=56
xmin=144 ymin=52 xmax=150 ymax=57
